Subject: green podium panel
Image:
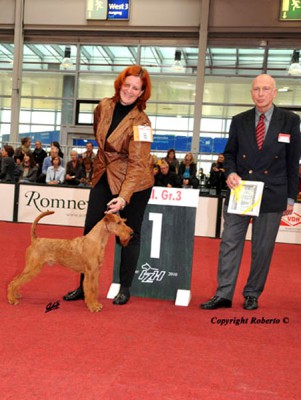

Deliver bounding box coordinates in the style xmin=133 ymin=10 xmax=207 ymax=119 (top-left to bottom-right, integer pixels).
xmin=112 ymin=187 xmax=199 ymax=301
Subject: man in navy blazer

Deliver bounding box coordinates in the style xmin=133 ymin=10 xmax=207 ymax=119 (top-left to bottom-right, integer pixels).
xmin=201 ymin=74 xmax=301 ymax=310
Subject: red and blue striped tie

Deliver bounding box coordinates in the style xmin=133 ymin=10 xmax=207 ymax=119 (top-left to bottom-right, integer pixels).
xmin=256 ymin=113 xmax=265 ymax=150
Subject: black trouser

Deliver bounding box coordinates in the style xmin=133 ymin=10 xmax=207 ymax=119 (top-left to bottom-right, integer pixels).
xmin=80 ymin=174 xmax=152 ymax=289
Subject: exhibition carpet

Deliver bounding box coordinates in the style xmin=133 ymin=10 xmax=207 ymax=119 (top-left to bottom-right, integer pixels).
xmin=1 ymin=221 xmax=300 ymax=400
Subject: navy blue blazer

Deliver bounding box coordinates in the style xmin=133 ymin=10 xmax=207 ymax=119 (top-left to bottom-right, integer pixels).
xmin=224 ymin=105 xmax=301 ymax=213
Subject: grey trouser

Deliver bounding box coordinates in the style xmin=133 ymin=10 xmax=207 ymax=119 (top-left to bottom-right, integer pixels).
xmin=216 ymin=207 xmax=282 ymax=300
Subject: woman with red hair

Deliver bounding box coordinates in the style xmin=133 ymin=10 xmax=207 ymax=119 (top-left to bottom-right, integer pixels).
xmin=64 ymin=66 xmax=154 ymax=306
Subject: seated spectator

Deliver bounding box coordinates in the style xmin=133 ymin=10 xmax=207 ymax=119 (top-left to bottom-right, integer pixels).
xmin=14 ymin=137 xmax=32 ymax=162
xmin=38 ymin=146 xmax=64 ymax=183
xmin=155 ymin=160 xmax=182 ymax=188
xmin=46 ymin=156 xmax=66 ymax=185
xmin=208 ymin=153 xmax=227 ymax=194
xmin=153 ymin=164 xmax=160 ymax=178
xmin=14 ymin=157 xmax=23 ymax=182
xmin=163 ymin=148 xmax=180 ymax=173
xmin=33 ymin=141 xmax=47 ymax=179
xmin=65 ymin=150 xmax=82 ymax=186
xmin=79 ymin=158 xmax=93 ymax=187
xmin=178 ymin=152 xmax=199 ymax=189
xmin=0 ymin=145 xmax=16 ymax=182
xmin=198 ymin=168 xmax=206 ymax=180
xmin=19 ymin=153 xmax=38 ymax=183
xmin=51 ymin=141 xmax=64 ymax=158
xmin=81 ymin=142 xmax=96 ymax=164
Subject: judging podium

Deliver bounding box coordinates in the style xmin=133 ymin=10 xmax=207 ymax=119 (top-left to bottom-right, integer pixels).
xmin=107 ymin=187 xmax=199 ymax=306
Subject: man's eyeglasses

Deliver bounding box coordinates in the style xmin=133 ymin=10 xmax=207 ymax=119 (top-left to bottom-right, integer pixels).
xmin=252 ymin=87 xmax=274 ymax=93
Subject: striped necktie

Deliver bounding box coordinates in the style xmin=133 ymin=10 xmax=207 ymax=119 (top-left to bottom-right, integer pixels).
xmin=256 ymin=114 xmax=265 ymax=150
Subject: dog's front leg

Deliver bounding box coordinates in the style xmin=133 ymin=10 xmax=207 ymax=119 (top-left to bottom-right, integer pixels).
xmin=83 ymin=269 xmax=103 ymax=312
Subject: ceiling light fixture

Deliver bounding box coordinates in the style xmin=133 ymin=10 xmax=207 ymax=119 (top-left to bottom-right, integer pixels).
xmin=172 ymin=50 xmax=184 ymax=71
xmin=288 ymin=50 xmax=301 ymax=76
xmin=60 ymin=46 xmax=73 ymax=70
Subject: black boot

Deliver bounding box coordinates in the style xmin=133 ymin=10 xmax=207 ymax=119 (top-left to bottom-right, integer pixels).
xmin=63 ymin=274 xmax=85 ymax=301
xmin=113 ymin=286 xmax=130 ymax=305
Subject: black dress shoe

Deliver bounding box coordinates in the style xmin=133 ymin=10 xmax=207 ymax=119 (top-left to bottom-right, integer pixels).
xmin=243 ymin=296 xmax=258 ymax=310
xmin=63 ymin=287 xmax=84 ymax=301
xmin=113 ymin=292 xmax=130 ymax=305
xmin=200 ymin=295 xmax=232 ymax=310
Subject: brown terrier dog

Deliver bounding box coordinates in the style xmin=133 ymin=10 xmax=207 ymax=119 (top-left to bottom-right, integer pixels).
xmin=7 ymin=211 xmax=133 ymax=312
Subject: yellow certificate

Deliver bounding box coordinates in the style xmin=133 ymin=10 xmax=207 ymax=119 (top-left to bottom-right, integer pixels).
xmin=228 ymin=180 xmax=264 ymax=217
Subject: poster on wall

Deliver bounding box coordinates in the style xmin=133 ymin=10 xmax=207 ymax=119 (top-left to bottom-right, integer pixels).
xmin=86 ymin=0 xmax=130 ymax=20
xmin=245 ymin=202 xmax=301 ymax=244
xmin=18 ymin=184 xmax=90 ymax=227
xmin=0 ymin=184 xmax=15 ymax=222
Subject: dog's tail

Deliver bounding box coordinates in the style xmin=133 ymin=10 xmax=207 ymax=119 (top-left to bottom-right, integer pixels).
xmin=31 ymin=211 xmax=55 ymax=240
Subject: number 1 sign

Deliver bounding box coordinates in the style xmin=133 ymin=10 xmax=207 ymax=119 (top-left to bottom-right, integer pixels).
xmin=108 ymin=187 xmax=199 ymax=306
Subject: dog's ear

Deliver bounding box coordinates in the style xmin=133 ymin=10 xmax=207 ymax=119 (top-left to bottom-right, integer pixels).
xmin=103 ymin=213 xmax=115 ymax=222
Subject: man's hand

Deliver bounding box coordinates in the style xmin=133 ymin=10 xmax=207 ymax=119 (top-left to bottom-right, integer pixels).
xmin=226 ymin=173 xmax=242 ymax=190
xmin=282 ymin=204 xmax=294 ymax=216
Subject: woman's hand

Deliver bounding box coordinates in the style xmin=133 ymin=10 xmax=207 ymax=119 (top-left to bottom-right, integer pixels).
xmin=106 ymin=197 xmax=126 ymax=214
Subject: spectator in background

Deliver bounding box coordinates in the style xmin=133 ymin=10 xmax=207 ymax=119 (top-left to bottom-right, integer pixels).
xmin=79 ymin=158 xmax=93 ymax=187
xmin=153 ymin=164 xmax=160 ymax=179
xmin=14 ymin=156 xmax=22 ymax=182
xmin=51 ymin=141 xmax=64 ymax=158
xmin=208 ymin=153 xmax=227 ymax=194
xmin=38 ymin=146 xmax=65 ymax=183
xmin=164 ymin=148 xmax=179 ymax=173
xmin=14 ymin=137 xmax=32 ymax=162
xmin=33 ymin=141 xmax=47 ymax=179
xmin=155 ymin=159 xmax=182 ymax=188
xmin=81 ymin=142 xmax=96 ymax=164
xmin=178 ymin=152 xmax=199 ymax=189
xmin=0 ymin=145 xmax=16 ymax=182
xmin=46 ymin=156 xmax=65 ymax=185
xmin=19 ymin=153 xmax=38 ymax=183
xmin=65 ymin=150 xmax=82 ymax=186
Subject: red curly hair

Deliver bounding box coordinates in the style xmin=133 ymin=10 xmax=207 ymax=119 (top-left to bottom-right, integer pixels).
xmin=113 ymin=65 xmax=151 ymax=110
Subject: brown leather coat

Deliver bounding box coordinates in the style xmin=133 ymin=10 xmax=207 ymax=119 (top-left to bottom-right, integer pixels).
xmin=92 ymin=98 xmax=154 ymax=204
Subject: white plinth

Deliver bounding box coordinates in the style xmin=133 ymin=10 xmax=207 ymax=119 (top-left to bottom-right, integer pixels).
xmin=175 ymin=289 xmax=192 ymax=306
xmin=107 ymin=283 xmax=121 ymax=299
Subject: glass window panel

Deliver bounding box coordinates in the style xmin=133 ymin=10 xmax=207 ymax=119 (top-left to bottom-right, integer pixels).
xmin=0 ymin=71 xmax=13 ymax=94
xmin=0 ymin=123 xmax=11 ymax=135
xmin=22 ymin=72 xmax=68 ymax=97
xmin=25 ymin=125 xmax=56 ymax=133
xmin=31 ymin=111 xmax=55 ymax=124
xmin=1 ymin=109 xmax=11 ymax=123
xmin=0 ymin=44 xmax=14 ymax=70
xmin=20 ymin=110 xmax=31 ymax=123
xmin=155 ymin=116 xmax=190 ymax=132
xmin=21 ymin=98 xmax=63 ymax=111
xmin=140 ymin=46 xmax=198 ymax=74
xmin=78 ymin=73 xmax=115 ymax=98
xmin=200 ymin=118 xmax=223 ymax=133
xmin=79 ymin=45 xmax=137 ymax=71
xmin=23 ymin=44 xmax=77 ymax=71
xmin=151 ymin=75 xmax=196 ymax=102
xmin=147 ymin=103 xmax=194 ymax=118
xmin=19 ymin=125 xmax=31 ymax=134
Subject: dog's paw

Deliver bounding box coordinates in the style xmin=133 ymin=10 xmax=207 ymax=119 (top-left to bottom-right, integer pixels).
xmin=8 ymin=298 xmax=19 ymax=305
xmin=87 ymin=303 xmax=103 ymax=312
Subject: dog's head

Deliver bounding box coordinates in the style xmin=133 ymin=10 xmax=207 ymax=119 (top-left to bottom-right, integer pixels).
xmin=103 ymin=213 xmax=133 ymax=246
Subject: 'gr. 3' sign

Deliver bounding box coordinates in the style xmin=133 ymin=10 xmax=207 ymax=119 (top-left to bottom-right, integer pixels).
xmin=111 ymin=187 xmax=199 ymax=304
